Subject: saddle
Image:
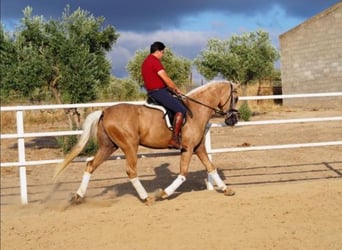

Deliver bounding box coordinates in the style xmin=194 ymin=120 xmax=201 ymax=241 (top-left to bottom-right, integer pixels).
xmin=144 ymin=96 xmax=191 ymax=130
xmin=144 ymin=97 xmax=173 ymax=130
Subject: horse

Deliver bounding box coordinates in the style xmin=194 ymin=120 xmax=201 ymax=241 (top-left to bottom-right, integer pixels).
xmin=53 ymin=80 xmax=239 ymax=205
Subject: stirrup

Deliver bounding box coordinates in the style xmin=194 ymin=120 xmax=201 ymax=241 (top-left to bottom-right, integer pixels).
xmin=168 ymin=140 xmax=181 ymax=149
xmin=168 ymin=138 xmax=187 ymax=151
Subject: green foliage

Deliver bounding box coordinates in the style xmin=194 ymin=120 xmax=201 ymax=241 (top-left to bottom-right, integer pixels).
xmin=57 ymin=136 xmax=98 ymax=155
xmin=194 ymin=30 xmax=279 ymax=85
xmin=57 ymin=135 xmax=79 ymax=155
xmin=126 ymin=46 xmax=191 ymax=90
xmin=0 ymin=25 xmax=17 ymax=99
xmin=82 ymin=138 xmax=98 ymax=156
xmin=0 ymin=5 xmax=119 ymax=104
xmin=238 ymin=102 xmax=253 ymax=121
xmin=99 ymin=77 xmax=141 ymax=101
xmin=126 ymin=49 xmax=148 ymax=86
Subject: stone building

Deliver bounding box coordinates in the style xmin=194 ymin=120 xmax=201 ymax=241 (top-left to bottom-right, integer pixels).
xmin=279 ymin=2 xmax=342 ymax=108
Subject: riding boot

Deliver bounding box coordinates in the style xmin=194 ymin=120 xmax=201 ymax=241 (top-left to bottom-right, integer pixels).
xmin=168 ymin=112 xmax=184 ymax=149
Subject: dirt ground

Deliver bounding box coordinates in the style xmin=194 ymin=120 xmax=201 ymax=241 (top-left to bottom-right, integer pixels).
xmin=1 ymin=108 xmax=342 ymax=250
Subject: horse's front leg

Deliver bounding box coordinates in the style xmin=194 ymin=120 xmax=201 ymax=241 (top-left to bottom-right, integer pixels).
xmin=194 ymin=141 xmax=235 ymax=196
xmin=158 ymin=149 xmax=192 ymax=199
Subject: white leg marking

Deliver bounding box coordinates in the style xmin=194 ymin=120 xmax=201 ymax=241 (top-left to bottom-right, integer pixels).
xmin=164 ymin=175 xmax=186 ymax=196
xmin=130 ymin=177 xmax=148 ymax=200
xmin=76 ymin=172 xmax=92 ymax=198
xmin=205 ymin=177 xmax=215 ymax=190
xmin=208 ymin=170 xmax=227 ymax=191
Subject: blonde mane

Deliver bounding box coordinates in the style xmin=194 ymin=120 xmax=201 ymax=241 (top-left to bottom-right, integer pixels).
xmin=187 ymin=80 xmax=232 ymax=97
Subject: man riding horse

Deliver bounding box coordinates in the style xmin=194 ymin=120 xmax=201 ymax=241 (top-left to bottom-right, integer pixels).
xmin=54 ymin=41 xmax=239 ymax=205
xmin=141 ymin=41 xmax=187 ymax=150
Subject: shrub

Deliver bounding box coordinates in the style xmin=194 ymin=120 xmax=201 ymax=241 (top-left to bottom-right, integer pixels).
xmin=239 ymin=102 xmax=252 ymax=121
xmin=57 ymin=136 xmax=98 ymax=156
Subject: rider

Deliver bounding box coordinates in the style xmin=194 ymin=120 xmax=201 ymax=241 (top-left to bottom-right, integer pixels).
xmin=141 ymin=41 xmax=187 ymax=150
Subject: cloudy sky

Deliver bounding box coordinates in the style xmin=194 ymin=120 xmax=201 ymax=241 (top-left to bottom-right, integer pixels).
xmin=1 ymin=0 xmax=339 ymax=80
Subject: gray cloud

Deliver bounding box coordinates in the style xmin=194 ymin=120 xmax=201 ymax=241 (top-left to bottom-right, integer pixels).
xmin=1 ymin=0 xmax=338 ymax=31
xmin=1 ymin=0 xmax=339 ymax=80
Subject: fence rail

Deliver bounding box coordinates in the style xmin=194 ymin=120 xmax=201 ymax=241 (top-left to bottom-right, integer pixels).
xmin=1 ymin=92 xmax=342 ymax=204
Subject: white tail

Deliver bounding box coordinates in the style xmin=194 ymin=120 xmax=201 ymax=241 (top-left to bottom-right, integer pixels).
xmin=53 ymin=110 xmax=102 ymax=181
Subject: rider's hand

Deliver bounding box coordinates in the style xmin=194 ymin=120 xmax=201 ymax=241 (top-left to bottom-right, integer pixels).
xmin=173 ymin=88 xmax=182 ymax=95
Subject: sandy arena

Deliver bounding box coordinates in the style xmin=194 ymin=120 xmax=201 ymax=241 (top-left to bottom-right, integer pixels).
xmin=1 ymin=109 xmax=342 ymax=250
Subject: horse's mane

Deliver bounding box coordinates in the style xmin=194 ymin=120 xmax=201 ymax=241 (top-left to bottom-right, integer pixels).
xmin=186 ymin=80 xmax=232 ymax=97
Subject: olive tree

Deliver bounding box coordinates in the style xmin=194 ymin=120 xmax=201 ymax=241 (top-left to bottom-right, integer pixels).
xmin=1 ymin=6 xmax=119 ymax=128
xmin=194 ymin=30 xmax=279 ymax=89
xmin=194 ymin=30 xmax=279 ymax=121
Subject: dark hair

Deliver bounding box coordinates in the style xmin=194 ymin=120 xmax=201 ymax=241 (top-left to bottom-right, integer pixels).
xmin=150 ymin=41 xmax=165 ymax=53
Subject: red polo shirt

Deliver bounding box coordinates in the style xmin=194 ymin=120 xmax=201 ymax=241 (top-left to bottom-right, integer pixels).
xmin=141 ymin=54 xmax=165 ymax=91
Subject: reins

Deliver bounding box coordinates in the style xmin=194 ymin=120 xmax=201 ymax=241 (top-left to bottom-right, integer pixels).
xmin=176 ymin=83 xmax=237 ymax=116
xmin=177 ymin=93 xmax=227 ymax=116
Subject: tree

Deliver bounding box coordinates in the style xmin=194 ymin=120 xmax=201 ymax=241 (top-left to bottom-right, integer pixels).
xmin=0 ymin=25 xmax=19 ymax=102
xmin=194 ymin=30 xmax=279 ymax=89
xmin=99 ymin=77 xmax=142 ymax=101
xmin=1 ymin=6 xmax=119 ymax=128
xmin=126 ymin=47 xmax=192 ymax=91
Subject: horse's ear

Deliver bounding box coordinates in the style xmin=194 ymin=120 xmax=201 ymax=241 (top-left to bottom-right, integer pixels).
xmin=232 ymin=82 xmax=241 ymax=89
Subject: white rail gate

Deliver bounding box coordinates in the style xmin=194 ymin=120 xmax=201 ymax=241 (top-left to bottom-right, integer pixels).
xmin=1 ymin=92 xmax=342 ymax=204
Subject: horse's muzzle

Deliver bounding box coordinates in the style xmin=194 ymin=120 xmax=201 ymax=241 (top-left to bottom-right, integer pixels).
xmin=224 ymin=110 xmax=239 ymax=126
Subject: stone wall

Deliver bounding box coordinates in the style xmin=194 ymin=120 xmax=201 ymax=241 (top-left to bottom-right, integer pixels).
xmin=279 ymin=2 xmax=342 ymax=108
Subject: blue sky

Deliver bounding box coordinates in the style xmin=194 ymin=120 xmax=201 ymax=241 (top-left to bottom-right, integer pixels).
xmin=1 ymin=1 xmax=339 ymax=81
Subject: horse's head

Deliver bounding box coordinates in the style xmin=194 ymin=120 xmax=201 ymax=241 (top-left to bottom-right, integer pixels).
xmin=185 ymin=80 xmax=239 ymax=126
xmin=219 ymin=82 xmax=239 ymax=126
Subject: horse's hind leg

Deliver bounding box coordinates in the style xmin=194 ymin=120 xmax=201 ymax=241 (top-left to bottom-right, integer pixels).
xmin=71 ymin=128 xmax=118 ymax=204
xmin=73 ymin=146 xmax=117 ymax=201
xmin=122 ymin=146 xmax=152 ymax=204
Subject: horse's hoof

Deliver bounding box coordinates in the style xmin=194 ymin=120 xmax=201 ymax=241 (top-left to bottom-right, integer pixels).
xmin=143 ymin=196 xmax=155 ymax=206
xmin=224 ymin=188 xmax=235 ymax=196
xmin=154 ymin=188 xmax=168 ymax=200
xmin=68 ymin=192 xmax=84 ymax=205
xmin=161 ymin=191 xmax=168 ymax=199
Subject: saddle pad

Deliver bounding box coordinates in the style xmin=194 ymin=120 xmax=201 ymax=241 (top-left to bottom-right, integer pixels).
xmin=143 ymin=102 xmax=173 ymax=129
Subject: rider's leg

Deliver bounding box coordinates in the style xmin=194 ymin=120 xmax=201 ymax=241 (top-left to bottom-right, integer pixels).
xmin=148 ymin=89 xmax=187 ymax=149
xmin=168 ymin=112 xmax=184 ymax=149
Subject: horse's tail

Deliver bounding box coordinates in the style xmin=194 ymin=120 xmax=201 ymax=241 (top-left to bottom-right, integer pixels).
xmin=53 ymin=110 xmax=103 ymax=181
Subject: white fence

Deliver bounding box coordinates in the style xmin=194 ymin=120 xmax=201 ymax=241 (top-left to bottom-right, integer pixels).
xmin=1 ymin=92 xmax=342 ymax=204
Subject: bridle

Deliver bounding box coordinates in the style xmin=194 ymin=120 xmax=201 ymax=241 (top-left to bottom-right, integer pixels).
xmin=177 ymin=83 xmax=239 ymax=125
xmin=224 ymin=83 xmax=239 ymax=125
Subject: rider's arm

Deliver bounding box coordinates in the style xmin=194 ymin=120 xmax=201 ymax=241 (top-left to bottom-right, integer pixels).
xmin=158 ymin=69 xmax=181 ymax=94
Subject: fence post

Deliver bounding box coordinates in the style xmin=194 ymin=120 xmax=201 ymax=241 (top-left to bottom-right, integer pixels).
xmin=16 ymin=109 xmax=28 ymax=204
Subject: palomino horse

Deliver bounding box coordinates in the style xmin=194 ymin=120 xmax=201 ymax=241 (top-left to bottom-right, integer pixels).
xmin=54 ymin=80 xmax=239 ymax=205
